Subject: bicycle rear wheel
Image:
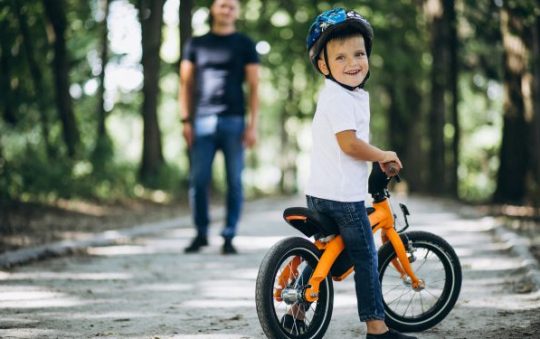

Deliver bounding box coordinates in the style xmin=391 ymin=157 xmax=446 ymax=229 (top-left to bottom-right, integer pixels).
xmin=256 ymin=237 xmax=333 ymax=339
xmin=378 ymin=231 xmax=462 ymax=332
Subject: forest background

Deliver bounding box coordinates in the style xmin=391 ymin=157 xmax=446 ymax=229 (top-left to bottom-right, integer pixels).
xmin=1 ymin=0 xmax=539 ymax=249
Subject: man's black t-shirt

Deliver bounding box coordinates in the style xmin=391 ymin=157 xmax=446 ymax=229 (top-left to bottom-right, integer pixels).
xmin=183 ymin=32 xmax=259 ymax=117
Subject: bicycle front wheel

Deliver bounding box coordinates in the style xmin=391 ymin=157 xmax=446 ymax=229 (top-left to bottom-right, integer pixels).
xmin=378 ymin=231 xmax=462 ymax=332
xmin=256 ymin=237 xmax=333 ymax=339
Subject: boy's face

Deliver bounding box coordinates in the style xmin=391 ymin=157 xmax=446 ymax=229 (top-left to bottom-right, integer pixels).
xmin=318 ymin=35 xmax=369 ymax=88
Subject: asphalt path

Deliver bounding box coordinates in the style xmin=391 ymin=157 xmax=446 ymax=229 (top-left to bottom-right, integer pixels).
xmin=1 ymin=195 xmax=539 ymax=338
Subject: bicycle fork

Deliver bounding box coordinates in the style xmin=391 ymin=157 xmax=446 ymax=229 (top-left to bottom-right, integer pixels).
xmin=382 ymin=228 xmax=425 ymax=291
xmin=374 ymin=199 xmax=425 ymax=291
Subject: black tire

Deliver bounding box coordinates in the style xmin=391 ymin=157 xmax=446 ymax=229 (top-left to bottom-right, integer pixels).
xmin=256 ymin=237 xmax=334 ymax=339
xmin=378 ymin=231 xmax=462 ymax=332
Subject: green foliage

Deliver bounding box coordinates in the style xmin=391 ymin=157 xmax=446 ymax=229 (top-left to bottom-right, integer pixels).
xmin=4 ymin=144 xmax=131 ymax=201
xmin=457 ymin=77 xmax=501 ymax=201
xmin=1 ymin=0 xmax=538 ymax=205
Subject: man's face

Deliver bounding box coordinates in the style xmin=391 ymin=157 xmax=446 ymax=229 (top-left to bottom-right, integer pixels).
xmin=318 ymin=35 xmax=369 ymax=88
xmin=211 ymin=0 xmax=239 ymax=26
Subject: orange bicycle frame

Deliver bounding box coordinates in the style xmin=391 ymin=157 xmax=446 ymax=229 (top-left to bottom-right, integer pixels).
xmin=282 ymin=198 xmax=422 ymax=303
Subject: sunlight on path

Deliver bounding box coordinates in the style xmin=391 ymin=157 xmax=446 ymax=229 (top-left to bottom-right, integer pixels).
xmin=0 ymin=196 xmax=539 ymax=338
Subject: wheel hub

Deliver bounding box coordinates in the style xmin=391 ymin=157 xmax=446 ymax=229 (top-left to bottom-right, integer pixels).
xmin=281 ymin=288 xmax=303 ymax=305
xmin=401 ymin=276 xmax=425 ymax=291
xmin=413 ymin=279 xmax=425 ymax=291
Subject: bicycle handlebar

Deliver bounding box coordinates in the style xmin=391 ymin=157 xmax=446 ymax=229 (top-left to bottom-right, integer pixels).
xmin=369 ymin=162 xmax=401 ymax=200
xmin=384 ymin=162 xmax=401 ymax=183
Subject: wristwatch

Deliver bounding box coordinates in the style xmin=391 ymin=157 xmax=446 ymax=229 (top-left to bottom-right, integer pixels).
xmin=181 ymin=117 xmax=191 ymax=124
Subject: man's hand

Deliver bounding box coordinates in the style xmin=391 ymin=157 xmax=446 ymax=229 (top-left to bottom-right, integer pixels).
xmin=182 ymin=123 xmax=193 ymax=149
xmin=243 ymin=125 xmax=257 ymax=148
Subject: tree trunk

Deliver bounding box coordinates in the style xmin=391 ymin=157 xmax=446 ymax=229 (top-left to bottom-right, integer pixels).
xmin=388 ymin=86 xmax=407 ymax=167
xmin=93 ymin=0 xmax=113 ymax=166
xmin=0 ymin=16 xmax=16 ymax=125
xmin=279 ymin=84 xmax=298 ymax=195
xmin=42 ymin=0 xmax=80 ymax=158
xmin=138 ymin=0 xmax=165 ymax=184
xmin=427 ymin=0 xmax=448 ymax=195
xmin=445 ymin=0 xmax=459 ymax=198
xmin=493 ymin=5 xmax=529 ymax=204
xmin=14 ymin=0 xmax=53 ymax=156
xmin=96 ymin=0 xmax=110 ymax=140
xmin=528 ymin=15 xmax=540 ymax=205
xmin=0 ymin=137 xmax=12 ymax=233
xmin=387 ymin=84 xmax=426 ymax=193
xmin=179 ymin=0 xmax=193 ymax=61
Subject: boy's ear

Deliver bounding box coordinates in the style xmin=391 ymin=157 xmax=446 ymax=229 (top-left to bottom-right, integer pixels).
xmin=318 ymin=57 xmax=330 ymax=76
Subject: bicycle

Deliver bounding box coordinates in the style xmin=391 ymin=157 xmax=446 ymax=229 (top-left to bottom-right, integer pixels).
xmin=255 ymin=163 xmax=462 ymax=338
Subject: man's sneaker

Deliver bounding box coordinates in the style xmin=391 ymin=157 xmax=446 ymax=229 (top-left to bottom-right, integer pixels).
xmin=366 ymin=328 xmax=417 ymax=339
xmin=280 ymin=314 xmax=306 ymax=335
xmin=222 ymin=238 xmax=238 ymax=255
xmin=184 ymin=236 xmax=208 ymax=253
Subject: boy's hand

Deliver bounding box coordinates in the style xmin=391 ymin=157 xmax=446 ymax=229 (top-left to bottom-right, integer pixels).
xmin=381 ymin=161 xmax=400 ymax=177
xmin=379 ymin=151 xmax=402 ymax=176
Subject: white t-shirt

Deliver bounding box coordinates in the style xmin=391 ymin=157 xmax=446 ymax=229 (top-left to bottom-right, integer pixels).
xmin=305 ymin=79 xmax=370 ymax=202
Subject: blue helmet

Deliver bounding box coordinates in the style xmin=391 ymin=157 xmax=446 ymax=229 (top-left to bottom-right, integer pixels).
xmin=306 ymin=8 xmax=373 ymax=73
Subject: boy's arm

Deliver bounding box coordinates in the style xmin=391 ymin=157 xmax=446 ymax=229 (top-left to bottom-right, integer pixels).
xmin=336 ymin=130 xmax=402 ymax=168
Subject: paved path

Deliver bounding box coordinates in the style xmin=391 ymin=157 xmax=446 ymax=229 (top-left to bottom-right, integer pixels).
xmin=0 ymin=195 xmax=539 ymax=338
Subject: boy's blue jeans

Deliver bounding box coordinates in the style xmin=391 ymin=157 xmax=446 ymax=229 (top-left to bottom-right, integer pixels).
xmin=189 ymin=115 xmax=245 ymax=240
xmin=306 ymin=195 xmax=386 ymax=322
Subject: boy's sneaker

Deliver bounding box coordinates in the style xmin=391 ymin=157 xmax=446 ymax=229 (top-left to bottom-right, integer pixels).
xmin=366 ymin=328 xmax=417 ymax=339
xmin=184 ymin=236 xmax=208 ymax=253
xmin=280 ymin=314 xmax=306 ymax=335
xmin=222 ymin=238 xmax=238 ymax=255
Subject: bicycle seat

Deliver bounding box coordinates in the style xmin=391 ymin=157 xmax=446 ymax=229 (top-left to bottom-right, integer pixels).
xmin=283 ymin=207 xmax=338 ymax=238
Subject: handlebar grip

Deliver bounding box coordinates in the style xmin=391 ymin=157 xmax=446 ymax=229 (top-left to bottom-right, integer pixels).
xmin=386 ymin=162 xmax=399 ymax=177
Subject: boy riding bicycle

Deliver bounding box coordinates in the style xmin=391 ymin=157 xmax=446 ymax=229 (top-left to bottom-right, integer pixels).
xmin=299 ymin=8 xmax=416 ymax=339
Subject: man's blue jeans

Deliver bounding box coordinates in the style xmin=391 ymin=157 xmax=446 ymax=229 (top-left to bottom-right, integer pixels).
xmin=306 ymin=195 xmax=386 ymax=322
xmin=190 ymin=115 xmax=244 ymax=240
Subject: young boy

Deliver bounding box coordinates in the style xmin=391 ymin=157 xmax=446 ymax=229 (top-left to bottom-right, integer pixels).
xmin=304 ymin=8 xmax=416 ymax=339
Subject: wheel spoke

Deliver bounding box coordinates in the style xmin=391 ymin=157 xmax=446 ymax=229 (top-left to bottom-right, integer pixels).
xmin=423 ymin=287 xmax=441 ymax=299
xmin=414 ymin=256 xmax=429 ymax=273
xmin=387 ymin=287 xmax=414 ymax=306
xmin=383 ymin=281 xmax=406 ymax=295
xmin=402 ymin=290 xmax=416 ymax=317
xmin=419 ymin=290 xmax=425 ymax=314
xmin=377 ymin=233 xmax=462 ymax=335
xmin=428 ymin=277 xmax=446 ymax=284
xmin=256 ymin=238 xmax=341 ymax=338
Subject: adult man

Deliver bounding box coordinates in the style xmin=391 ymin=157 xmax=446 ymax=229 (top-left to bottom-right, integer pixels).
xmin=179 ymin=0 xmax=259 ymax=254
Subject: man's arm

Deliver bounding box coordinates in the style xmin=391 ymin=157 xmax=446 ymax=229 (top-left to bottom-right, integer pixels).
xmin=335 ymin=130 xmax=402 ymax=168
xmin=179 ymin=60 xmax=195 ymax=148
xmin=244 ymin=63 xmax=259 ymax=148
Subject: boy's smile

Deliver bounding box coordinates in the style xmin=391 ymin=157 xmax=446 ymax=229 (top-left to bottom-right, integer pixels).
xmin=318 ymin=35 xmax=369 ymax=88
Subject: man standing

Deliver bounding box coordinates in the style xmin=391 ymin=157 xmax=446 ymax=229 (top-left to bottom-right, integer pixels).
xmin=179 ymin=0 xmax=259 ymax=254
